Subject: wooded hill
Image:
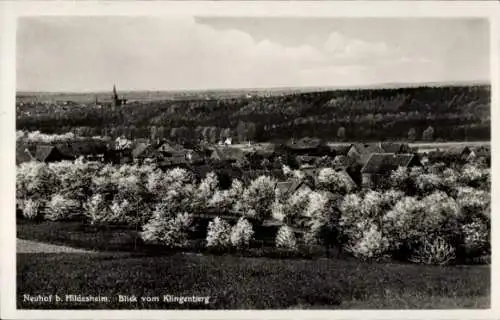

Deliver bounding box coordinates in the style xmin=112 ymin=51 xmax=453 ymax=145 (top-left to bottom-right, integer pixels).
xmin=17 ymin=85 xmax=490 ymax=143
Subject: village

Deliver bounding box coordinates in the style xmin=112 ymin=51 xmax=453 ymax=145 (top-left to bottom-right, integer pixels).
xmin=16 ymin=128 xmax=490 ymax=193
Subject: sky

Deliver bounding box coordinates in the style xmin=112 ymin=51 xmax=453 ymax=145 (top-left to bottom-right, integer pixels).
xmin=16 ymin=17 xmax=490 ymax=92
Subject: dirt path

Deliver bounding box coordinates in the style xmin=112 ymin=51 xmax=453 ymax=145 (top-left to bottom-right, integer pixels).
xmin=17 ymin=239 xmax=97 ymax=254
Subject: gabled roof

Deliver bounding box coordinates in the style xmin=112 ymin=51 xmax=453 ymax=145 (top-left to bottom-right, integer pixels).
xmin=329 ymin=144 xmax=353 ymax=156
xmin=361 ymin=153 xmax=417 ymax=174
xmin=35 ymin=145 xmax=59 ymax=162
xmin=351 ymin=143 xmax=385 ymax=164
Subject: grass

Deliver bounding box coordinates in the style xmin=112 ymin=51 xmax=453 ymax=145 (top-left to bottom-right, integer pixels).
xmin=18 ymin=252 xmax=490 ymax=309
xmin=17 ymin=220 xmax=490 ymax=309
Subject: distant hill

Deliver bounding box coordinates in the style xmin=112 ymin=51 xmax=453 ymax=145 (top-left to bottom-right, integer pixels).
xmin=16 ymin=84 xmax=490 ymax=143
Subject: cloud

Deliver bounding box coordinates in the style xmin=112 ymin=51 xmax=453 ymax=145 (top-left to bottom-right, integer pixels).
xmin=17 ymin=17 xmax=482 ymax=92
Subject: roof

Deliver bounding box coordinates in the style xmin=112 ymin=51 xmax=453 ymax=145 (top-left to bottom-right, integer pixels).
xmin=275 ymin=178 xmax=311 ymax=197
xmin=351 ymin=143 xmax=385 ymax=164
xmin=361 ymin=153 xmax=417 ymax=174
xmin=35 ymin=145 xmax=60 ymax=162
xmin=329 ymin=144 xmax=353 ymax=156
xmin=211 ymin=147 xmax=245 ymax=161
xmin=55 ymin=140 xmax=107 ymax=158
xmin=285 ymin=138 xmax=322 ymax=150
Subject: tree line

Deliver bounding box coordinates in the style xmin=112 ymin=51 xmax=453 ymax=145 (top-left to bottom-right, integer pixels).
xmin=17 ymin=85 xmax=490 ymax=143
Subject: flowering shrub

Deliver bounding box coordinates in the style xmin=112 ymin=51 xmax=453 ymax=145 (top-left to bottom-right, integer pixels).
xmin=83 ymin=194 xmax=115 ymax=225
xmin=17 ymin=162 xmax=58 ymax=200
xmin=22 ymin=199 xmax=42 ymax=220
xmin=306 ymin=191 xmax=339 ymax=247
xmin=230 ymin=218 xmax=254 ymax=248
xmin=194 ymin=172 xmax=219 ymax=212
xmin=345 ymin=223 xmax=389 ymax=260
xmin=383 ymin=196 xmax=426 ymax=250
xmin=141 ymin=212 xmax=193 ymax=248
xmin=415 ymin=173 xmax=442 ymax=195
xmin=280 ymin=187 xmax=312 ymax=224
xmin=240 ymin=176 xmax=277 ymax=220
xmin=390 ymin=167 xmax=410 ymax=190
xmin=206 ymin=217 xmax=232 ymax=249
xmin=460 ymin=164 xmax=489 ymax=189
xmin=456 ymin=187 xmax=490 ymax=218
xmin=49 ymin=159 xmax=99 ymax=202
xmin=409 ymin=236 xmax=456 ymax=265
xmin=317 ymin=168 xmax=355 ymax=194
xmin=45 ymin=194 xmax=80 ymax=221
xmin=461 ymin=217 xmax=490 ymax=255
xmin=275 ymin=225 xmax=297 ymax=250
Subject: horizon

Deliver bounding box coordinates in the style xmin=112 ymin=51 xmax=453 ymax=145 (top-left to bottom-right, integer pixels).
xmin=17 ymin=17 xmax=490 ymax=92
xmin=16 ymin=80 xmax=491 ymax=95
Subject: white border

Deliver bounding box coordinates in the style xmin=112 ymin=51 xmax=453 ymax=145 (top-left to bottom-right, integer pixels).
xmin=1 ymin=1 xmax=499 ymax=319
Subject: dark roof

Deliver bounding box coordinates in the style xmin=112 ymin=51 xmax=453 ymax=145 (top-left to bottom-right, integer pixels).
xmin=361 ymin=153 xmax=417 ymax=174
xmin=351 ymin=143 xmax=385 ymax=164
xmin=275 ymin=178 xmax=310 ymax=197
xmin=329 ymin=144 xmax=353 ymax=156
xmin=285 ymin=138 xmax=322 ymax=150
xmin=211 ymin=147 xmax=245 ymax=161
xmin=34 ymin=145 xmax=60 ymax=162
xmin=55 ymin=140 xmax=107 ymax=158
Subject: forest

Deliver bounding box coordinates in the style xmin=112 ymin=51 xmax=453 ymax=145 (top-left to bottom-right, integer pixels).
xmin=16 ymin=85 xmax=490 ymax=143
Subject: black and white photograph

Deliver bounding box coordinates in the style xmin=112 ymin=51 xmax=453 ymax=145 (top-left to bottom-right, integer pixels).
xmin=1 ymin=1 xmax=498 ymax=317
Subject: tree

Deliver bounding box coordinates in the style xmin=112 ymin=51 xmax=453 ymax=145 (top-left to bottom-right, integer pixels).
xmin=240 ymin=176 xmax=277 ymax=220
xmin=230 ymin=218 xmax=254 ymax=249
xmin=408 ymin=128 xmax=417 ymax=142
xmin=337 ymin=127 xmax=346 ymax=141
xmin=150 ymin=126 xmax=158 ymax=141
xmin=206 ymin=217 xmax=232 ymax=249
xmin=422 ymin=126 xmax=435 ymax=141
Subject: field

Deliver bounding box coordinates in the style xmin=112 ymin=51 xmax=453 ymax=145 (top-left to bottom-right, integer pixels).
xmin=17 ymin=253 xmax=490 ymax=309
xmin=16 ymin=220 xmax=490 ymax=309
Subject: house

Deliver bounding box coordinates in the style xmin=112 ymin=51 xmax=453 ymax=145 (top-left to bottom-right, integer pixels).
xmin=34 ymin=145 xmax=73 ymax=163
xmin=55 ymin=140 xmax=108 ymax=161
xmin=210 ymin=147 xmax=246 ymax=163
xmin=347 ymin=143 xmax=385 ymax=165
xmin=361 ymin=153 xmax=421 ymax=189
xmin=275 ymin=178 xmax=313 ymax=199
